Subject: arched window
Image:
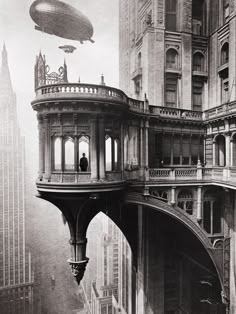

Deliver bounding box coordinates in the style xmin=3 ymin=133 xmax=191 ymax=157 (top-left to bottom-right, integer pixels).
xmin=221 ymin=42 xmax=229 ymax=65
xmin=177 ymin=189 xmax=193 ymax=214
xmin=166 ymin=0 xmax=177 ymax=31
xmin=64 ymin=137 xmax=74 ymax=170
xmin=214 ymin=135 xmax=226 ymax=167
xmin=105 ymin=136 xmax=112 ymax=171
xmin=166 ymin=49 xmax=178 ymax=69
xmin=203 ymin=190 xmax=222 ymax=235
xmin=193 ymin=52 xmax=204 ymax=72
xmin=54 ymin=137 xmax=61 ymax=170
xmin=78 ymin=136 xmax=90 ymax=171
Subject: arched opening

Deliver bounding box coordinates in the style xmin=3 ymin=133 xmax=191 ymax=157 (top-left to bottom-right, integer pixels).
xmin=64 ymin=137 xmax=74 ymax=170
xmin=122 ymin=197 xmax=226 ymax=314
xmin=214 ymin=135 xmax=226 ymax=167
xmin=105 ymin=136 xmax=112 ymax=171
xmin=203 ymin=189 xmax=223 ymax=236
xmin=221 ymin=42 xmax=229 ymax=65
xmin=177 ymin=189 xmax=194 ymax=215
xmin=84 ymin=212 xmax=132 ymax=314
xmin=78 ymin=136 xmax=90 ymax=172
xmin=193 ymin=52 xmax=205 ymax=72
xmin=53 ymin=137 xmax=62 ymax=170
xmin=166 ymin=48 xmax=178 ymax=69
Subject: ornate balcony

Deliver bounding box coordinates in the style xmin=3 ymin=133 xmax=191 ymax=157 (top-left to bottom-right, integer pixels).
xmin=32 ymin=82 xmax=129 ymax=110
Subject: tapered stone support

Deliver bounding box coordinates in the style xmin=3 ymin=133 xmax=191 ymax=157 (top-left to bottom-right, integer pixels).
xmin=68 ymin=258 xmax=89 ymax=285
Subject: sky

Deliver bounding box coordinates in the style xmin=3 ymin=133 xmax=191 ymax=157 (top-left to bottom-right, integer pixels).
xmin=0 ymin=0 xmax=119 ymax=170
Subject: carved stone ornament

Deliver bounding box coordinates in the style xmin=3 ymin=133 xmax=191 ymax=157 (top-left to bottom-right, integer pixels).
xmin=68 ymin=258 xmax=89 ymax=285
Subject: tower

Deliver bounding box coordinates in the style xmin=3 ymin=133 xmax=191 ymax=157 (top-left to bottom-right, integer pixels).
xmin=0 ymin=45 xmax=33 ymax=313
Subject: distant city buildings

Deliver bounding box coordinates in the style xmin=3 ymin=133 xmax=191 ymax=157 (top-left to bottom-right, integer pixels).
xmin=0 ymin=45 xmax=33 ymax=313
xmin=84 ymin=214 xmax=131 ymax=314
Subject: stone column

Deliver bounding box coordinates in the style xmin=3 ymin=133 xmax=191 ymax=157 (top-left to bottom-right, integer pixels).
xmin=38 ymin=115 xmax=44 ymax=180
xmin=90 ymin=119 xmax=98 ymax=180
xmin=171 ymin=186 xmax=176 ymax=205
xmin=120 ymin=124 xmax=124 ymax=176
xmin=139 ymin=120 xmax=144 ymax=168
xmin=225 ymin=133 xmax=231 ymax=167
xmin=144 ymin=120 xmax=149 ymax=168
xmin=213 ymin=139 xmax=216 ymax=166
xmin=99 ymin=118 xmax=105 ymax=180
xmin=197 ymin=186 xmax=202 ymax=222
xmin=44 ymin=115 xmax=51 ymax=181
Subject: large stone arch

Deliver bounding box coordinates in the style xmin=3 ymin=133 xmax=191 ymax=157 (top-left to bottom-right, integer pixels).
xmin=122 ymin=191 xmax=227 ymax=297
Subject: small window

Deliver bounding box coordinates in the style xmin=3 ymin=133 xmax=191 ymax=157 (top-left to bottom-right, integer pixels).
xmin=192 ymin=79 xmax=204 ymax=111
xmin=221 ymin=42 xmax=229 ymax=65
xmin=166 ymin=49 xmax=178 ymax=69
xmin=138 ymin=52 xmax=142 ymax=68
xmin=166 ymin=0 xmax=177 ymax=31
xmin=193 ymin=52 xmax=204 ymax=72
xmin=165 ymin=75 xmax=178 ymax=108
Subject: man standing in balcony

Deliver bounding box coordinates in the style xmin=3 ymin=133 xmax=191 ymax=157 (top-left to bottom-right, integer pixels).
xmin=80 ymin=153 xmax=88 ymax=171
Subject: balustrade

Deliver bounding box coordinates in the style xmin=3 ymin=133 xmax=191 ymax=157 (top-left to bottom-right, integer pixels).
xmin=35 ymin=83 xmax=128 ymax=104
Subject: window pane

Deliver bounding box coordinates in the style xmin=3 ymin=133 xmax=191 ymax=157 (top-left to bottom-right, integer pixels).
xmin=54 ymin=138 xmax=61 ymax=170
xmin=65 ymin=138 xmax=74 ymax=170
xmin=166 ymin=0 xmax=177 ymax=31
xmin=166 ymin=76 xmax=177 ymax=107
xmin=106 ymin=137 xmax=112 ymax=171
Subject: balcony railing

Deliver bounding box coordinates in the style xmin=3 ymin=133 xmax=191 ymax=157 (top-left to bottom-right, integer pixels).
xmin=46 ymin=171 xmax=123 ymax=184
xmin=148 ymin=167 xmax=236 ymax=185
xmin=149 ymin=106 xmax=203 ymax=120
xmin=34 ymin=83 xmax=128 ymax=104
xmin=204 ymin=101 xmax=236 ymax=119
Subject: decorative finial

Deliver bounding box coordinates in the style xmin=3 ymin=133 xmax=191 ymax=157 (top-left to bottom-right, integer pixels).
xmin=100 ymin=74 xmax=105 ymax=86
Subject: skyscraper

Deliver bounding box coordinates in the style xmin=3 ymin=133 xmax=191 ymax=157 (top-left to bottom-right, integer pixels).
xmin=0 ymin=45 xmax=33 ymax=313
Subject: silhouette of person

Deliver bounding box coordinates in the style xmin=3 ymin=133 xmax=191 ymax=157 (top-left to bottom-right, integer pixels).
xmin=79 ymin=153 xmax=88 ymax=171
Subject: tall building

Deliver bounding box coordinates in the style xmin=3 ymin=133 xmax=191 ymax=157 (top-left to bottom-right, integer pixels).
xmin=0 ymin=45 xmax=33 ymax=313
xmin=90 ymin=218 xmax=131 ymax=314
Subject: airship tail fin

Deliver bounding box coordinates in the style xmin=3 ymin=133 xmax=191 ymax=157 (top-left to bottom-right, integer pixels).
xmin=89 ymin=39 xmax=95 ymax=43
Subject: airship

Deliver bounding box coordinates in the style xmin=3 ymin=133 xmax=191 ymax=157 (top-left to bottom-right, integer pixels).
xmin=29 ymin=0 xmax=94 ymax=44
